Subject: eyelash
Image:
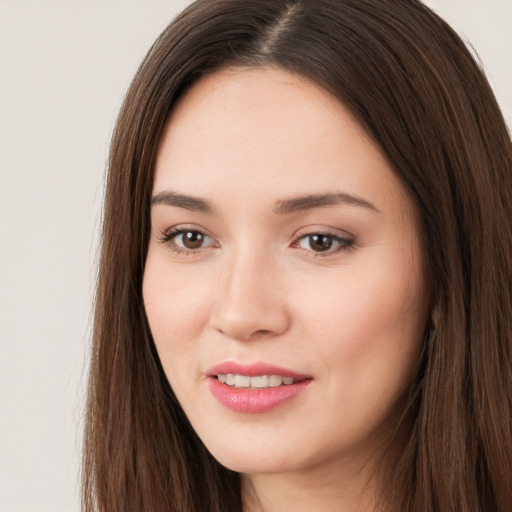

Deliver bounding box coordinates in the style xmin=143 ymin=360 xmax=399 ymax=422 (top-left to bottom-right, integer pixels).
xmin=158 ymin=227 xmax=355 ymax=258
xmin=292 ymin=231 xmax=355 ymax=257
xmin=157 ymin=228 xmax=218 ymax=257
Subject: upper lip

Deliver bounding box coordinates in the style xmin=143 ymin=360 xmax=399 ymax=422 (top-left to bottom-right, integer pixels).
xmin=206 ymin=361 xmax=311 ymax=379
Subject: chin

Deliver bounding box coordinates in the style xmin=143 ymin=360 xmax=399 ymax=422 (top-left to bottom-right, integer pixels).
xmin=202 ymin=436 xmax=305 ymax=475
xmin=216 ymin=455 xmax=297 ymax=475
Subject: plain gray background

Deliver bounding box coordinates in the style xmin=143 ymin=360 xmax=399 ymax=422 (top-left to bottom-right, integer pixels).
xmin=1 ymin=1 xmax=510 ymax=511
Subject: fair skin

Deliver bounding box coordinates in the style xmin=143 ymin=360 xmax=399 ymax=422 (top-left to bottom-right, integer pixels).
xmin=143 ymin=67 xmax=430 ymax=511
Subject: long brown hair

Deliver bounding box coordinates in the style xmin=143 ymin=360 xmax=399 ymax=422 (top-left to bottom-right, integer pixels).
xmin=82 ymin=1 xmax=512 ymax=510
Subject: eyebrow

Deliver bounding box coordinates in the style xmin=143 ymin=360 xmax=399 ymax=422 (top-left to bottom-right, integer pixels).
xmin=151 ymin=190 xmax=380 ymax=215
xmin=273 ymin=192 xmax=380 ymax=215
xmin=151 ymin=191 xmax=213 ymax=214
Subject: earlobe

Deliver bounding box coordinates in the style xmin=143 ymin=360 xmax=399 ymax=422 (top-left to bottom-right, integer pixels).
xmin=430 ymin=302 xmax=440 ymax=334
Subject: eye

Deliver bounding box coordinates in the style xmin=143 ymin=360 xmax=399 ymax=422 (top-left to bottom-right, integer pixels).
xmin=295 ymin=232 xmax=354 ymax=255
xmin=174 ymin=230 xmax=211 ymax=249
xmin=159 ymin=228 xmax=218 ymax=253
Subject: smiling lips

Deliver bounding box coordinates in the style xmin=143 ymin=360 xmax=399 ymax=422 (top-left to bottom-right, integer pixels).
xmin=218 ymin=373 xmax=299 ymax=388
xmin=206 ymin=362 xmax=312 ymax=413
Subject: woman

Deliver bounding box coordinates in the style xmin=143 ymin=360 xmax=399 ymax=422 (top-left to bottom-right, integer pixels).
xmin=82 ymin=0 xmax=512 ymax=511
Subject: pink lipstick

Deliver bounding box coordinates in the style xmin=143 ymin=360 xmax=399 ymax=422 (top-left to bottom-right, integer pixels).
xmin=206 ymin=362 xmax=312 ymax=413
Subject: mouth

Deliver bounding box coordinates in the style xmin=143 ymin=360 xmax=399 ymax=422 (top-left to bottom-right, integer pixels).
xmin=206 ymin=362 xmax=312 ymax=413
xmin=216 ymin=373 xmax=305 ymax=388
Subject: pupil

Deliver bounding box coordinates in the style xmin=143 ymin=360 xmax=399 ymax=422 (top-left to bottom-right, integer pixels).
xmin=310 ymin=234 xmax=332 ymax=251
xmin=183 ymin=231 xmax=204 ymax=249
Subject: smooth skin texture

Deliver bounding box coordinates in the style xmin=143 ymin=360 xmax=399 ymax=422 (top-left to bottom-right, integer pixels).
xmin=143 ymin=67 xmax=431 ymax=512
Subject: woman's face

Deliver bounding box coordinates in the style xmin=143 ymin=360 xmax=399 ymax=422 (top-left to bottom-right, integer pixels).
xmin=143 ymin=67 xmax=430 ymax=476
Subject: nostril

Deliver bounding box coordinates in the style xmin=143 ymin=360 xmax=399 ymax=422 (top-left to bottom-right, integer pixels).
xmin=250 ymin=329 xmax=273 ymax=339
xmin=241 ymin=329 xmax=274 ymax=342
xmin=217 ymin=327 xmax=272 ymax=341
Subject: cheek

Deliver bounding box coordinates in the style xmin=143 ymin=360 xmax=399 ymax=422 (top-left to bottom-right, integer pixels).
xmin=142 ymin=252 xmax=212 ymax=358
xmin=293 ymin=261 xmax=426 ymax=442
xmin=294 ymin=253 xmax=427 ymax=375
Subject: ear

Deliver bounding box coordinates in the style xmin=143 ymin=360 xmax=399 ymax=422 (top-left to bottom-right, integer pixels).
xmin=430 ymin=302 xmax=440 ymax=334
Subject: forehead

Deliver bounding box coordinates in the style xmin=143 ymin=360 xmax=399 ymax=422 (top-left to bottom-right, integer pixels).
xmin=154 ymin=66 xmax=410 ymax=218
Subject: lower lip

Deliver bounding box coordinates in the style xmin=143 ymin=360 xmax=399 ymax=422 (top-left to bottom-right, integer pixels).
xmin=208 ymin=377 xmax=311 ymax=413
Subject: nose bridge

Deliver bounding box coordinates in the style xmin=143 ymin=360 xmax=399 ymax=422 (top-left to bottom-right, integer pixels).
xmin=213 ymin=241 xmax=289 ymax=340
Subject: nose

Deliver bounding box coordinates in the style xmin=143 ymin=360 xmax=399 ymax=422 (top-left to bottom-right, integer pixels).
xmin=211 ymin=247 xmax=291 ymax=341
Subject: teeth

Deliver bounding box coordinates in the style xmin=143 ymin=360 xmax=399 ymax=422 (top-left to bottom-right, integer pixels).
xmin=217 ymin=374 xmax=301 ymax=389
xmin=234 ymin=375 xmax=250 ymax=388
xmin=250 ymin=375 xmax=268 ymax=388
xmin=268 ymin=375 xmax=283 ymax=387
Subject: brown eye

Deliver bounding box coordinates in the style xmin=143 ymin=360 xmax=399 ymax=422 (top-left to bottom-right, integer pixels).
xmin=308 ymin=234 xmax=333 ymax=252
xmin=167 ymin=229 xmax=214 ymax=251
xmin=296 ymin=233 xmax=354 ymax=254
xmin=176 ymin=231 xmax=208 ymax=249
